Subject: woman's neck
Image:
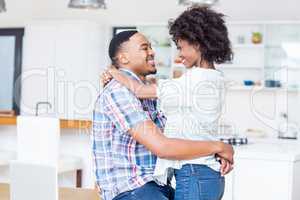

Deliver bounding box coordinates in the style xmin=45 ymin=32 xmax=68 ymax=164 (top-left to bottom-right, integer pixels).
xmin=196 ymin=59 xmax=215 ymax=70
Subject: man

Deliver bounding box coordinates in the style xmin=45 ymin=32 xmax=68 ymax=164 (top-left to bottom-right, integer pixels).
xmin=92 ymin=31 xmax=234 ymax=200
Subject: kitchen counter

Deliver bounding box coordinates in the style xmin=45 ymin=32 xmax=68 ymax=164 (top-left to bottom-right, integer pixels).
xmin=0 ymin=116 xmax=92 ymax=129
xmin=0 ymin=184 xmax=100 ymax=200
xmin=234 ymin=138 xmax=300 ymax=162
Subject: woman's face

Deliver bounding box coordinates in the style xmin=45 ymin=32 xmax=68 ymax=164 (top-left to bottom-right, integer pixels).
xmin=176 ymin=39 xmax=201 ymax=68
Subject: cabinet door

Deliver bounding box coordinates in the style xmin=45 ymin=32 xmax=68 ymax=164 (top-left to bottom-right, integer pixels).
xmin=55 ymin=22 xmax=103 ymax=120
xmin=222 ymin=171 xmax=234 ymax=200
xmin=21 ymin=24 xmax=57 ymax=115
xmin=233 ymin=158 xmax=292 ymax=200
xmin=264 ymin=24 xmax=300 ymax=82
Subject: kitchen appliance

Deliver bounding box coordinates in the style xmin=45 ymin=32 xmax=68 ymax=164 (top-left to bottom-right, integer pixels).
xmin=217 ymin=122 xmax=248 ymax=145
xmin=218 ymin=135 xmax=248 ymax=145
xmin=278 ymin=113 xmax=298 ymax=139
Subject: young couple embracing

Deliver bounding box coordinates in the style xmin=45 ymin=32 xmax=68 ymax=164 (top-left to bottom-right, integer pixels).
xmin=93 ymin=6 xmax=234 ymax=200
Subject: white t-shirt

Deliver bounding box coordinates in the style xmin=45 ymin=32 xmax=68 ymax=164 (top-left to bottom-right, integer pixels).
xmin=154 ymin=67 xmax=225 ymax=182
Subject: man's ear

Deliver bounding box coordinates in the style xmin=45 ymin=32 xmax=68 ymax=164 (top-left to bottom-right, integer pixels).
xmin=118 ymin=53 xmax=129 ymax=65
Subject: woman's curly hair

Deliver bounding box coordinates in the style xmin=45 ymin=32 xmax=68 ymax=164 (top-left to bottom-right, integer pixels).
xmin=169 ymin=6 xmax=233 ymax=64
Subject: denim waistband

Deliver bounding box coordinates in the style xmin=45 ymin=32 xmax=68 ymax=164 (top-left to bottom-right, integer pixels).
xmin=175 ymin=164 xmax=222 ymax=179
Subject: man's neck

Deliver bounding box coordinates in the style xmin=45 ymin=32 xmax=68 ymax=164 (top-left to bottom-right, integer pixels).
xmin=119 ymin=68 xmax=146 ymax=82
xmin=138 ymin=75 xmax=146 ymax=82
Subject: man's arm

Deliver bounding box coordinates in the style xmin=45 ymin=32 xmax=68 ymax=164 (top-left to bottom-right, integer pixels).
xmin=129 ymin=120 xmax=234 ymax=164
xmin=103 ymin=85 xmax=234 ymax=164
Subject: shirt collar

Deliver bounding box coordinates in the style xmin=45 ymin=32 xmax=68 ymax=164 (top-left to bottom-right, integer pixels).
xmin=119 ymin=68 xmax=144 ymax=83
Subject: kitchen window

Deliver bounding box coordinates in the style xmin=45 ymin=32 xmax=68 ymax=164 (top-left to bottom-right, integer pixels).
xmin=0 ymin=28 xmax=24 ymax=115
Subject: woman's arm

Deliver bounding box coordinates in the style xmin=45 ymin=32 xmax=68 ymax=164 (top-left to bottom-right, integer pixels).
xmin=109 ymin=68 xmax=158 ymax=99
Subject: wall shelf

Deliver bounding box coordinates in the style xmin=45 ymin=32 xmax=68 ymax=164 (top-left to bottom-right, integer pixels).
xmin=228 ymin=86 xmax=299 ymax=92
xmin=217 ymin=66 xmax=263 ymax=70
xmin=265 ymin=66 xmax=300 ymax=70
xmin=233 ymin=44 xmax=264 ymax=48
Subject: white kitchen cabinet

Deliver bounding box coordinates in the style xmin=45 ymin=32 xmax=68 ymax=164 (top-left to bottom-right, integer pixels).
xmin=222 ymin=171 xmax=234 ymax=200
xmin=224 ymin=140 xmax=300 ymax=200
xmin=22 ymin=20 xmax=104 ymax=120
xmin=233 ymin=158 xmax=293 ymax=200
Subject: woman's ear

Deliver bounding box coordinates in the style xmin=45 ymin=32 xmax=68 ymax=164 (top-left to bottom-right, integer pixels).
xmin=194 ymin=44 xmax=201 ymax=51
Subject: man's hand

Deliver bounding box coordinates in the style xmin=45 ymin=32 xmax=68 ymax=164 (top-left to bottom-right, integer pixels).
xmin=219 ymin=157 xmax=234 ymax=176
xmin=217 ymin=142 xmax=234 ymax=164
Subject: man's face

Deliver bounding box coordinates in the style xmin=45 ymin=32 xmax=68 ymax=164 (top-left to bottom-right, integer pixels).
xmin=121 ymin=33 xmax=157 ymax=76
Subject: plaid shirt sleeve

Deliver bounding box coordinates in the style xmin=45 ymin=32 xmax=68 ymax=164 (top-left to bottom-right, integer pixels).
xmin=104 ymin=86 xmax=150 ymax=133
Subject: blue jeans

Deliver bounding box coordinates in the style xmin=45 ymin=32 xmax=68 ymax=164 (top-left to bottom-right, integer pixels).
xmin=113 ymin=181 xmax=175 ymax=200
xmin=174 ymin=164 xmax=225 ymax=200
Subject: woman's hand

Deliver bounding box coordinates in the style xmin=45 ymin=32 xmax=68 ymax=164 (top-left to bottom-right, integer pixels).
xmin=108 ymin=66 xmax=119 ymax=75
xmin=101 ymin=71 xmax=112 ymax=87
xmin=101 ymin=66 xmax=116 ymax=87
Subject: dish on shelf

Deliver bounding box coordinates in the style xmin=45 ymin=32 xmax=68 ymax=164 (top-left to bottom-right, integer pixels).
xmin=243 ymin=80 xmax=255 ymax=86
xmin=244 ymin=128 xmax=267 ymax=138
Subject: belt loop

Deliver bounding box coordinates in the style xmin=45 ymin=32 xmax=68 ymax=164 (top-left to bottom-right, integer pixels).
xmin=190 ymin=164 xmax=195 ymax=175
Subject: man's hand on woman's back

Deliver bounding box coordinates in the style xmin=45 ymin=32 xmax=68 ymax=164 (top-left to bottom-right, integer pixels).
xmin=216 ymin=142 xmax=234 ymax=175
xmin=217 ymin=142 xmax=234 ymax=164
xmin=219 ymin=157 xmax=234 ymax=176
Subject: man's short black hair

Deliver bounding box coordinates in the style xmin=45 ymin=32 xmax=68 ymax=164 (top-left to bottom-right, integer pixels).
xmin=108 ymin=30 xmax=138 ymax=67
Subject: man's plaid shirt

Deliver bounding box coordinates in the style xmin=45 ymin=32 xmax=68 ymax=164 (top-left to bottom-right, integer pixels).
xmin=92 ymin=69 xmax=167 ymax=200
